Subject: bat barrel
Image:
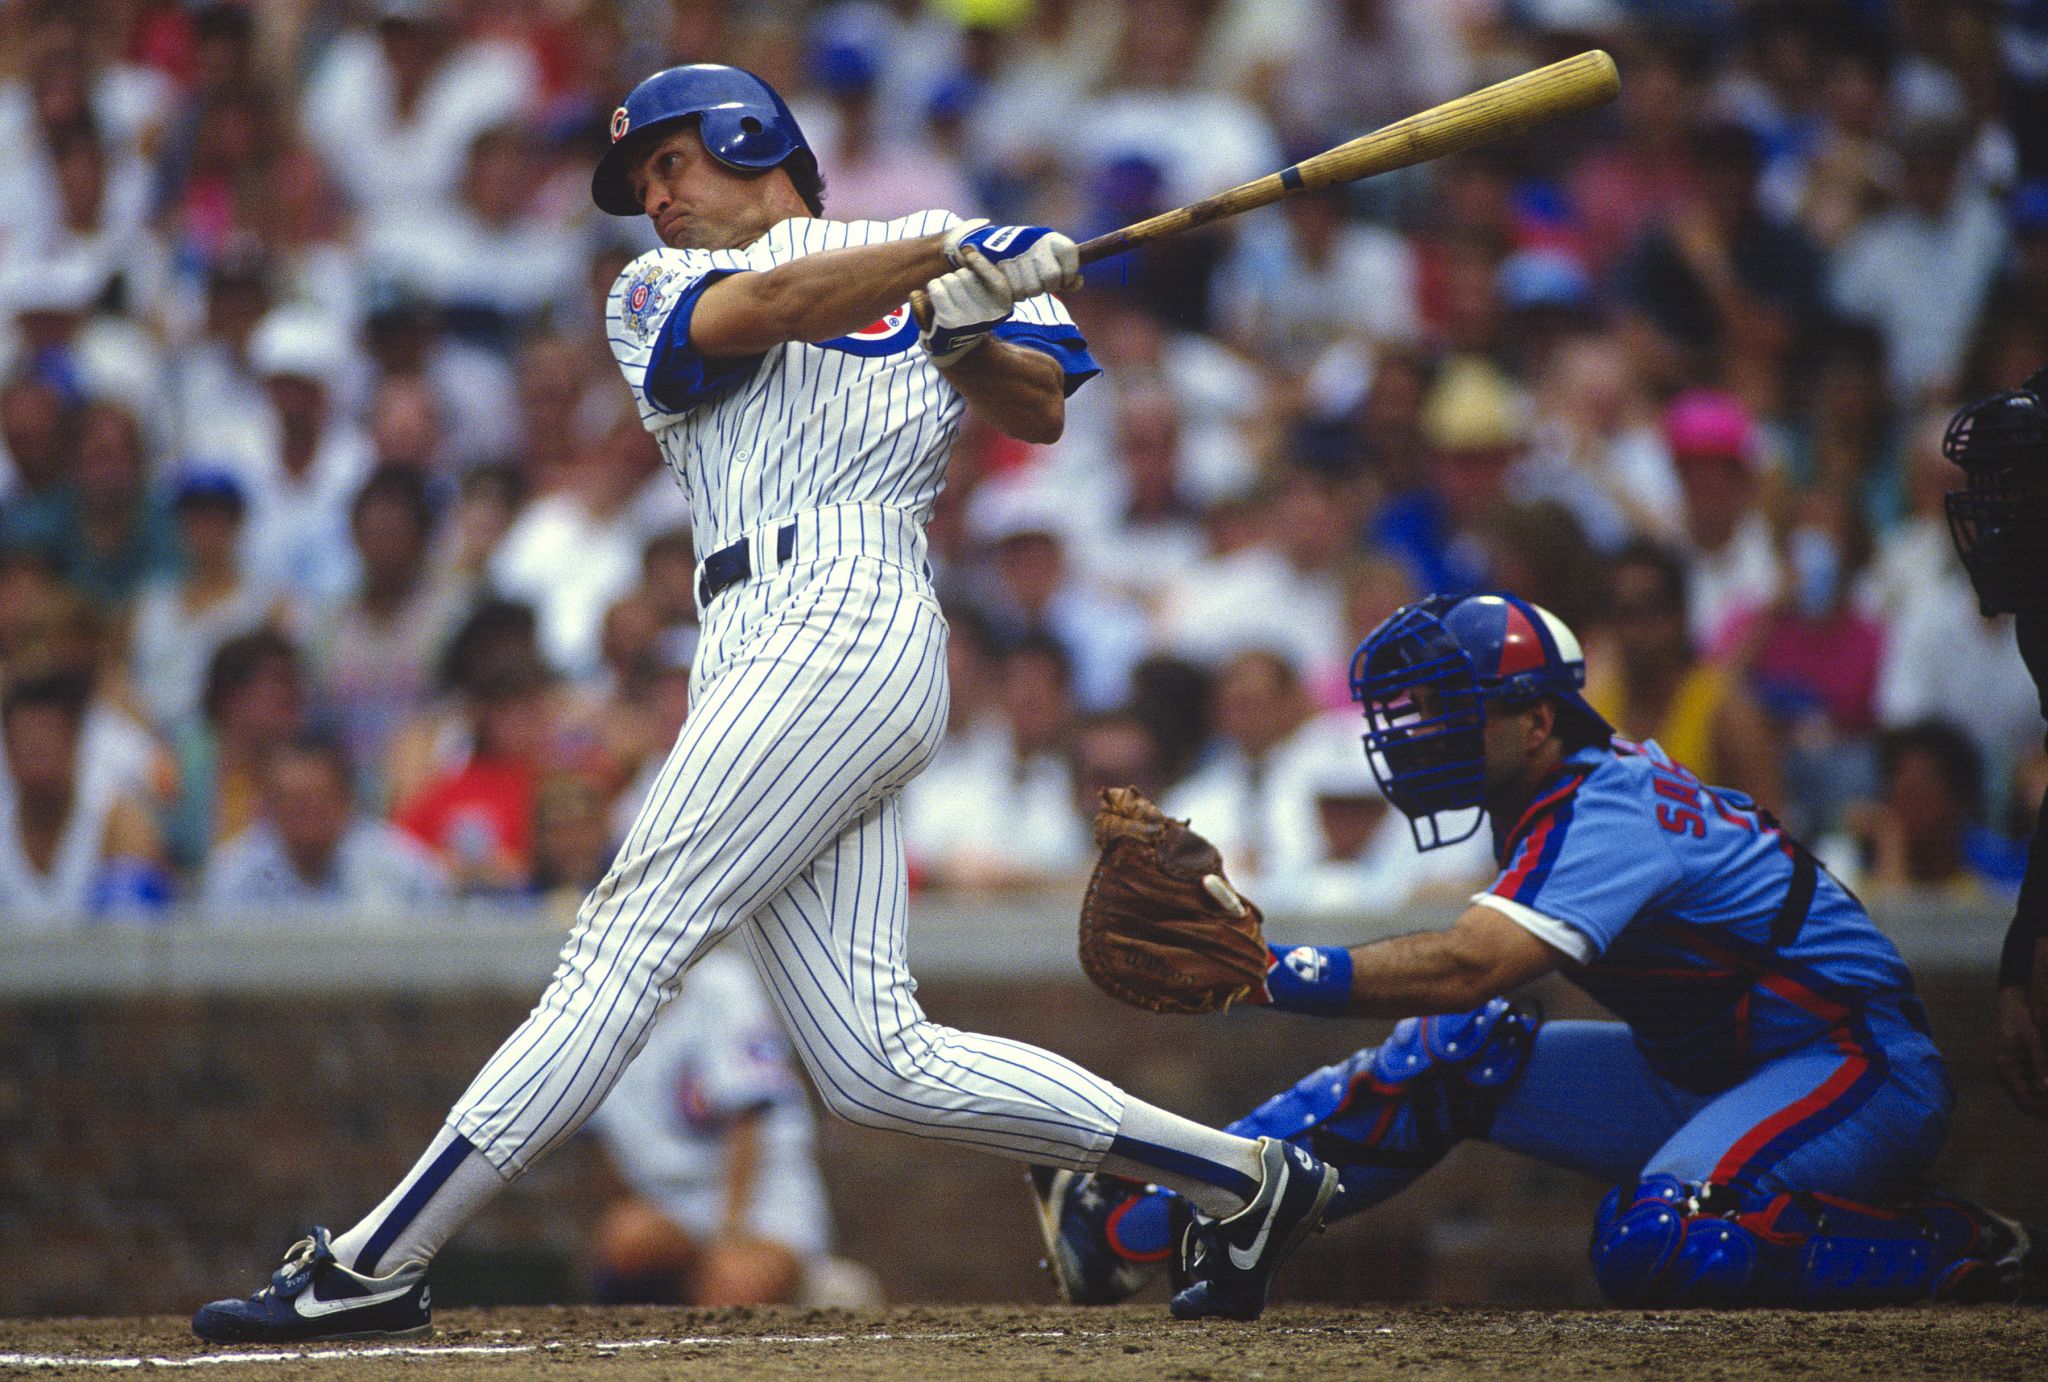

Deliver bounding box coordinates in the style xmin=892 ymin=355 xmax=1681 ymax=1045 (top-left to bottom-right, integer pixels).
xmin=1077 ymin=49 xmax=1619 ymax=266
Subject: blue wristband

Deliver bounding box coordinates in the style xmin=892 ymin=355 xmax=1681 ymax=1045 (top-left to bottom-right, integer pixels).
xmin=1263 ymin=944 xmax=1354 ymax=1017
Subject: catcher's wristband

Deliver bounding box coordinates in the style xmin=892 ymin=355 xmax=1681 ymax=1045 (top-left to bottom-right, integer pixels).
xmin=1263 ymin=944 xmax=1354 ymax=1017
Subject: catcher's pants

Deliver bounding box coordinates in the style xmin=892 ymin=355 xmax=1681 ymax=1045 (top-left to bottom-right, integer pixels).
xmin=451 ymin=512 xmax=1129 ymax=1174
xmin=1241 ymin=1003 xmax=1950 ymax=1217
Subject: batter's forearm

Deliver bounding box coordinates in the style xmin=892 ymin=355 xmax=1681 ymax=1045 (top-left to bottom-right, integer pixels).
xmin=938 ymin=339 xmax=1064 ymax=444
xmin=695 ymin=236 xmax=952 ymax=355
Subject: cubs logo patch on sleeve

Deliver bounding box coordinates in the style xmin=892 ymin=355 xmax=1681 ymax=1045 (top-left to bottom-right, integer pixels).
xmin=622 ymin=264 xmax=674 ymax=342
xmin=819 ymin=304 xmax=920 ymax=357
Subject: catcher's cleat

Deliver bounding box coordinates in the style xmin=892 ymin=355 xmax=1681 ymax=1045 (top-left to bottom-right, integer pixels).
xmin=1169 ymin=1137 xmax=1338 ymax=1322
xmin=192 ymin=1227 xmax=431 ymax=1344
xmin=1028 ymin=1166 xmax=1166 ymax=1305
xmin=1954 ymin=1210 xmax=2048 ymax=1305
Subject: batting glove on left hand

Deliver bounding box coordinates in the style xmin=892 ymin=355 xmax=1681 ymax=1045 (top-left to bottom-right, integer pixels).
xmin=919 ymin=246 xmax=1014 ymax=366
xmin=943 ymin=219 xmax=1082 ymax=298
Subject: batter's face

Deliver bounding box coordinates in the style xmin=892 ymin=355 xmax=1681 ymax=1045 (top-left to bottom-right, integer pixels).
xmin=628 ymin=125 xmax=797 ymax=251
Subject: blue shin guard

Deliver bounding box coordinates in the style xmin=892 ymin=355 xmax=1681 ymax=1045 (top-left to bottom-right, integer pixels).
xmin=1228 ymin=998 xmax=1540 ymax=1223
xmin=1591 ymin=1177 xmax=2025 ymax=1307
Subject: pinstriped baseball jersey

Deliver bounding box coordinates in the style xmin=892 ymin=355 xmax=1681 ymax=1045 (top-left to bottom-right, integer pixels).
xmin=605 ymin=212 xmax=1099 ymax=555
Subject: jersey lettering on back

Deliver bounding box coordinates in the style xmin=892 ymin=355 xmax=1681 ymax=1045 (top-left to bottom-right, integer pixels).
xmin=1483 ymin=738 xmax=1916 ymax=1086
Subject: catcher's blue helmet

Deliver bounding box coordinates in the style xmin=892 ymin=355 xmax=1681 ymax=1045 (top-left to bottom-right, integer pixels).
xmin=591 ymin=63 xmax=816 ymax=216
xmin=1350 ymin=592 xmax=1613 ymax=850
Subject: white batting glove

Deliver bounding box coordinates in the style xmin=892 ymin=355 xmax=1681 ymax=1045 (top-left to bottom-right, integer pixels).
xmin=942 ymin=219 xmax=1082 ymax=298
xmin=919 ymin=246 xmax=1014 ymax=366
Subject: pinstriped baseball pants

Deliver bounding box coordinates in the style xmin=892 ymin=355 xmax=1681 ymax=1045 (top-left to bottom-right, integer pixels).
xmin=449 ymin=511 xmax=1129 ymax=1175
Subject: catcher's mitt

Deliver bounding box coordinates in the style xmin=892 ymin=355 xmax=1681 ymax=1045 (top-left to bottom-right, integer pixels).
xmin=1079 ymin=786 xmax=1269 ymax=1014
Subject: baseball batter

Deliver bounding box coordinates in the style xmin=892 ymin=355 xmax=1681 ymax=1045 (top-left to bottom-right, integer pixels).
xmin=1037 ymin=592 xmax=2045 ymax=1308
xmin=193 ymin=64 xmax=1334 ymax=1342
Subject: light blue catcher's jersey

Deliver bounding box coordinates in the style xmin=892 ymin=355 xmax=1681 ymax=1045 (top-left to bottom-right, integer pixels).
xmin=1474 ymin=737 xmax=1921 ymax=1090
xmin=604 ymin=212 xmax=1099 ymax=556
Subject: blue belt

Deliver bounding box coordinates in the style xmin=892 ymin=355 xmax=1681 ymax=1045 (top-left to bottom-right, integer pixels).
xmin=697 ymin=521 xmax=797 ymax=608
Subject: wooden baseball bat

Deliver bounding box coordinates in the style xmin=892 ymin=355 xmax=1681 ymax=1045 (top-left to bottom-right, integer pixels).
xmin=912 ymin=49 xmax=1621 ymax=324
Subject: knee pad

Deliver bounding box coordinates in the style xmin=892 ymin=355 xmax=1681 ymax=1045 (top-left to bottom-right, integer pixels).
xmin=1231 ymin=997 xmax=1540 ymax=1168
xmin=1591 ymin=1180 xmax=1973 ymax=1308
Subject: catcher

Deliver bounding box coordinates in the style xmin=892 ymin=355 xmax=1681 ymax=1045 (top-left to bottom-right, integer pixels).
xmin=1043 ymin=591 xmax=2046 ymax=1308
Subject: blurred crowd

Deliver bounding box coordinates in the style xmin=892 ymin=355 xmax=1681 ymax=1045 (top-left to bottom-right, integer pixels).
xmin=0 ymin=0 xmax=2044 ymax=928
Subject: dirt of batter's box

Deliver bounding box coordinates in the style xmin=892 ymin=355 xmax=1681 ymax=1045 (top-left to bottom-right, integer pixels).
xmin=2 ymin=1304 xmax=2044 ymax=1379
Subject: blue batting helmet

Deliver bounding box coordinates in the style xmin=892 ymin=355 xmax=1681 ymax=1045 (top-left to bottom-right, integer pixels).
xmin=591 ymin=63 xmax=816 ymax=217
xmin=1349 ymin=592 xmax=1612 ymax=850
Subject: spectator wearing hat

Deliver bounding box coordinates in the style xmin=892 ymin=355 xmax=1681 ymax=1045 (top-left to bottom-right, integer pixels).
xmin=200 ymin=733 xmax=448 ymax=923
xmin=125 ymin=469 xmax=289 ymax=733
xmin=233 ymin=306 xmax=374 ymax=604
xmin=802 ymin=8 xmax=974 ymax=223
xmin=1664 ymin=389 xmax=1779 ymax=644
xmin=1 ymin=250 xmax=165 ymax=422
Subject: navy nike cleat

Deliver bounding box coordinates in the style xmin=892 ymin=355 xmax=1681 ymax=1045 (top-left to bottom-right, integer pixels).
xmin=1169 ymin=1137 xmax=1339 ymax=1321
xmin=1027 ymin=1166 xmax=1169 ymax=1305
xmin=192 ymin=1228 xmax=431 ymax=1344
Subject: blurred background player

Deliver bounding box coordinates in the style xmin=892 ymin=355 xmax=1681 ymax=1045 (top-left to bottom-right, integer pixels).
xmin=585 ymin=946 xmax=878 ymax=1308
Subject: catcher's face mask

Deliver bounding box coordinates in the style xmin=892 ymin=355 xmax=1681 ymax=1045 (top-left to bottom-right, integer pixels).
xmin=1351 ymin=593 xmax=1610 ymax=852
xmin=1943 ymin=367 xmax=2048 ymax=618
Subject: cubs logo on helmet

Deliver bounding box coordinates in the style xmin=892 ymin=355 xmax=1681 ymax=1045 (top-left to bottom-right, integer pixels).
xmin=610 ymin=106 xmax=630 ymax=142
xmin=820 ymin=305 xmax=919 ymax=358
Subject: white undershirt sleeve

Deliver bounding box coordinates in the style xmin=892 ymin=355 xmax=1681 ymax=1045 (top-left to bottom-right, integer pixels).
xmin=1468 ymin=891 xmax=1598 ymax=965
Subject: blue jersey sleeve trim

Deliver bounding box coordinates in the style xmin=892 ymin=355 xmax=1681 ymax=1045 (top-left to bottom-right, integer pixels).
xmin=644 ymin=268 xmax=765 ymax=414
xmin=991 ymin=319 xmax=1103 ymax=397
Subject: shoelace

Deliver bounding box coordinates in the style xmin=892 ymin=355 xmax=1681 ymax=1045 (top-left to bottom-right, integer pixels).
xmin=255 ymin=1236 xmax=322 ymax=1299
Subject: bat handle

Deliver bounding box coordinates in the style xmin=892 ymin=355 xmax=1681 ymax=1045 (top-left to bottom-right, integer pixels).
xmin=909 ymin=287 xmax=932 ymax=329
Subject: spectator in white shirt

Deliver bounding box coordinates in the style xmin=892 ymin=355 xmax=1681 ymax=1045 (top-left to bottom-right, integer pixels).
xmin=1213 ymin=189 xmax=1419 ymax=373
xmin=1162 ymin=648 xmax=1317 ymax=882
xmin=0 ymin=673 xmax=168 ymax=930
xmin=489 ymin=411 xmax=665 ymax=679
xmin=904 ymin=634 xmax=1089 ymax=891
xmin=299 ymin=0 xmax=538 ymax=224
xmin=1831 ymin=118 xmax=2009 ymax=406
xmin=126 ymin=471 xmax=286 ymax=734
xmin=1155 ymin=466 xmax=1351 ymax=673
xmin=1255 ymin=712 xmax=1494 ymax=917
xmin=201 ymin=734 xmax=449 ymax=922
xmin=966 ymin=479 xmax=1150 ymax=714
xmin=233 ymin=307 xmax=374 ymax=604
xmin=363 ymin=122 xmax=580 ymax=357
